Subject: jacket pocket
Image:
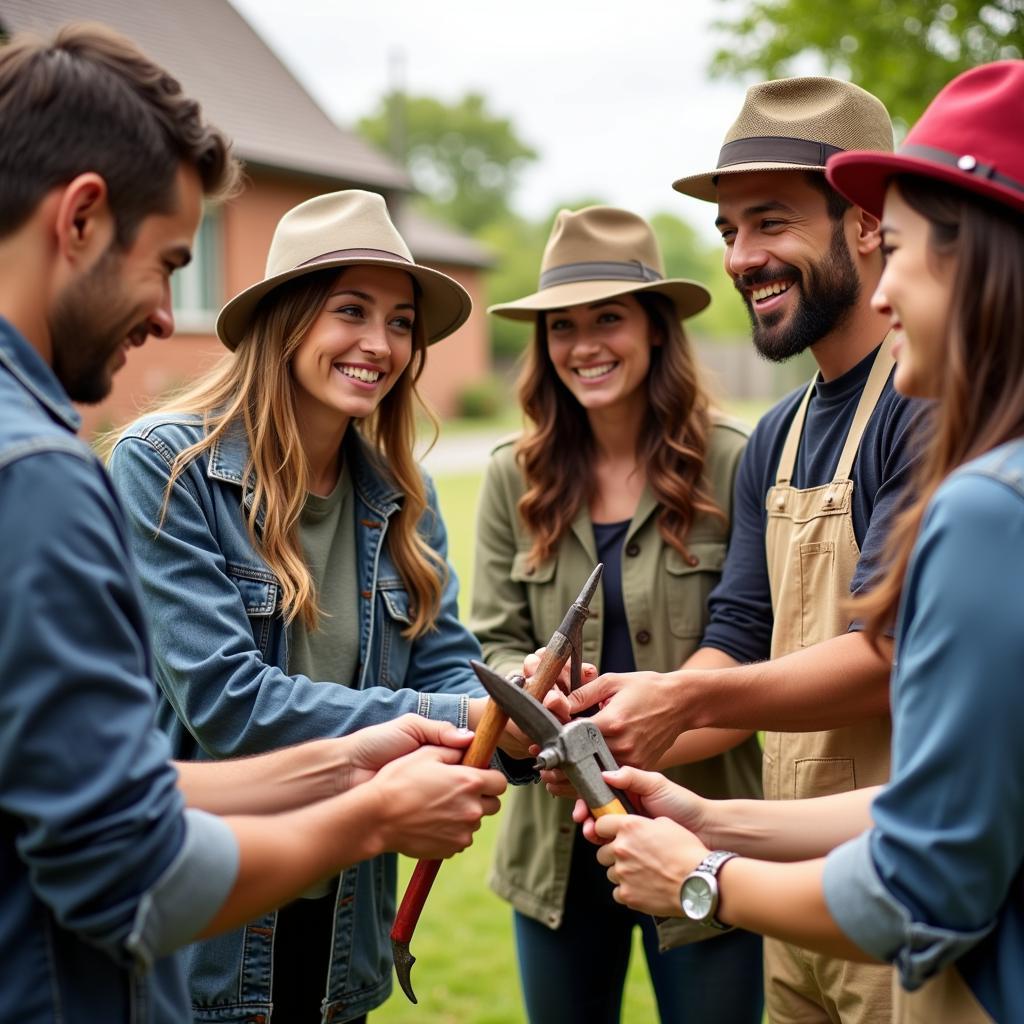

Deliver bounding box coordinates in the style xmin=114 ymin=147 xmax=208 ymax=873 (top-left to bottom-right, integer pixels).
xmin=377 ymin=581 xmax=413 ymax=687
xmin=509 ymin=551 xmax=559 ymax=642
xmin=664 ymin=540 xmax=727 ymax=638
xmin=225 ymin=563 xmax=279 ymax=659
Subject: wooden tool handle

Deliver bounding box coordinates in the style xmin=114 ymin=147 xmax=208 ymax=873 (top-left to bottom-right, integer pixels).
xmin=591 ymin=798 xmax=629 ymax=817
xmin=391 ymin=857 xmax=442 ymax=944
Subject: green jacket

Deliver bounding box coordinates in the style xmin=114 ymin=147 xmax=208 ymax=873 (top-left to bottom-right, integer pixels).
xmin=470 ymin=418 xmax=763 ymax=943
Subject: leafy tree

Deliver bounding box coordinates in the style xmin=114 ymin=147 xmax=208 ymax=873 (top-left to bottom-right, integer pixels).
xmin=358 ymin=92 xmax=538 ymax=233
xmin=710 ymin=0 xmax=1024 ymax=127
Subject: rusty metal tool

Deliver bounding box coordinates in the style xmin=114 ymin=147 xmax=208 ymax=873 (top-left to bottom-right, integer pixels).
xmin=390 ymin=563 xmax=603 ymax=1003
xmin=469 ymin=659 xmax=637 ymax=818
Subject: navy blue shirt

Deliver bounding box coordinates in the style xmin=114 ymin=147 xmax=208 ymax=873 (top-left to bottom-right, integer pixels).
xmin=702 ymin=343 xmax=924 ymax=664
xmin=592 ymin=519 xmax=636 ymax=674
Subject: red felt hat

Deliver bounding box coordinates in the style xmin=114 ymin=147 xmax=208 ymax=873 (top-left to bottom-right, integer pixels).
xmin=826 ymin=61 xmax=1024 ymax=219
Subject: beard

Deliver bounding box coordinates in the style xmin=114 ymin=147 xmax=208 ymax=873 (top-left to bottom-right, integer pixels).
xmin=736 ymin=220 xmax=861 ymax=363
xmin=49 ymin=246 xmax=144 ymax=404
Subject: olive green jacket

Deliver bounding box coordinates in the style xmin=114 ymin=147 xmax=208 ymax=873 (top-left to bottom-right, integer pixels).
xmin=470 ymin=418 xmax=763 ymax=945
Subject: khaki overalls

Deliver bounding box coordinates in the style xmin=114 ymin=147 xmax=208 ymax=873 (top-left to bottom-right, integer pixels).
xmin=762 ymin=339 xmax=895 ymax=1024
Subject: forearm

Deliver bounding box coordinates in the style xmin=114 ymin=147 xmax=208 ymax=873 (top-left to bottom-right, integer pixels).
xmin=198 ymin=784 xmax=383 ymax=937
xmin=657 ymin=728 xmax=755 ymax=768
xmin=683 ymin=631 xmax=892 ymax=732
xmin=705 ymin=787 xmax=878 ymax=861
xmin=175 ymin=738 xmax=351 ymax=815
xmin=717 ymin=856 xmax=875 ymax=962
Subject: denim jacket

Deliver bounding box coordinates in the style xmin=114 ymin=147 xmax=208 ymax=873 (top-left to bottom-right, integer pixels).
xmin=0 ymin=322 xmax=238 ymax=1024
xmin=108 ymin=414 xmax=484 ymax=1023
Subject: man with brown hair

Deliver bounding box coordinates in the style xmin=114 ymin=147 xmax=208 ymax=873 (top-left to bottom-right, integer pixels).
xmin=0 ymin=24 xmax=505 ymax=1024
xmin=568 ymin=77 xmax=924 ymax=1023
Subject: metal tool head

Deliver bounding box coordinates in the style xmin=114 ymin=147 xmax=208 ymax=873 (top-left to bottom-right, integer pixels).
xmin=470 ymin=660 xmax=563 ymax=748
xmin=391 ymin=940 xmax=418 ymax=1003
xmin=552 ymin=562 xmax=603 ymax=693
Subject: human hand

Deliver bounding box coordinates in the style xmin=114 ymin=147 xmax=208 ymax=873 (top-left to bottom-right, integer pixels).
xmin=572 ymin=766 xmax=709 ymax=844
xmin=566 ymin=671 xmax=684 ymax=769
xmin=523 ymin=647 xmax=598 ymax=695
xmin=592 ymin=814 xmax=708 ymax=918
xmin=369 ymin=745 xmax=506 ymax=859
xmin=339 ymin=714 xmax=475 ymax=791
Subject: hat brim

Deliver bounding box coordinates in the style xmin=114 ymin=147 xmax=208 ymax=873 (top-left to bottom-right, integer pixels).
xmin=216 ymin=256 xmax=472 ymax=351
xmin=827 ymin=149 xmax=1024 ymax=220
xmin=488 ymin=277 xmax=711 ymax=322
xmin=672 ymin=161 xmax=830 ymax=203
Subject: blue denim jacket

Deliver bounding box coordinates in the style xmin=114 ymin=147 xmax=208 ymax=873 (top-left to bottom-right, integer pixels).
xmin=0 ymin=321 xmax=238 ymax=1024
xmin=108 ymin=413 xmax=484 ymax=1022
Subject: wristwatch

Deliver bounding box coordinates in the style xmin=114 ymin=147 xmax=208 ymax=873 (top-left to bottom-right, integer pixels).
xmin=679 ymin=850 xmax=738 ymax=930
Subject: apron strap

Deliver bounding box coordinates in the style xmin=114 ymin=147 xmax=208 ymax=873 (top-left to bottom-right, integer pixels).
xmin=834 ymin=334 xmax=896 ymax=482
xmin=774 ymin=378 xmax=817 ymax=486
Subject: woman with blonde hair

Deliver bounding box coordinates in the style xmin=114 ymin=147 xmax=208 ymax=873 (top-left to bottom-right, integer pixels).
xmin=580 ymin=62 xmax=1024 ymax=1024
xmin=471 ymin=205 xmax=765 ymax=1023
xmin=108 ymin=190 xmax=512 ymax=1023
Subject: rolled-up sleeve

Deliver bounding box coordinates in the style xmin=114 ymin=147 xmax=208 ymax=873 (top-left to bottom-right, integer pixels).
xmin=823 ymin=469 xmax=1024 ymax=989
xmin=0 ymin=451 xmax=238 ymax=968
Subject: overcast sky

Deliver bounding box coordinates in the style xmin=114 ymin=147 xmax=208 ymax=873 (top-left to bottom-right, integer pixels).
xmin=229 ymin=0 xmax=783 ymax=241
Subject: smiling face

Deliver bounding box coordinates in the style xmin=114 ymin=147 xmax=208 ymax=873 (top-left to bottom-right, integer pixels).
xmin=871 ymin=185 xmax=956 ymax=399
xmin=49 ymin=164 xmax=200 ymax=403
xmin=715 ymin=171 xmax=861 ymax=362
xmin=289 ymin=264 xmax=416 ymax=435
xmin=543 ymin=293 xmax=657 ymax=419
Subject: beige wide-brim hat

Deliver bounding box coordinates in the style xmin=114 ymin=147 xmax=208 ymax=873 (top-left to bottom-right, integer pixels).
xmin=488 ymin=205 xmax=710 ymax=322
xmin=216 ymin=190 xmax=472 ymax=350
xmin=673 ymin=77 xmax=894 ymax=203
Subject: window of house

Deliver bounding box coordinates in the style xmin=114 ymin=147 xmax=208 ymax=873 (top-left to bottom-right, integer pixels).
xmin=171 ymin=206 xmax=222 ymax=333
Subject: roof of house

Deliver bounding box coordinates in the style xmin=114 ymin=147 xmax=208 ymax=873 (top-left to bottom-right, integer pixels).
xmin=397 ymin=207 xmax=494 ymax=269
xmin=1 ymin=0 xmax=412 ymax=190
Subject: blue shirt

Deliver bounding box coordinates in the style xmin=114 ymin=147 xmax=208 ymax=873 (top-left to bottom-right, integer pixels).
xmin=0 ymin=320 xmax=238 ymax=1023
xmin=824 ymin=440 xmax=1024 ymax=1021
xmin=702 ymin=343 xmax=923 ymax=663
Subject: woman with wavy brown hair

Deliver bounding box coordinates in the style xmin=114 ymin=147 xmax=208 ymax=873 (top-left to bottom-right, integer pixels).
xmin=471 ymin=205 xmax=765 ymax=1023
xmin=106 ymin=190 xmax=516 ymax=1024
xmin=576 ymin=62 xmax=1024 ymax=1024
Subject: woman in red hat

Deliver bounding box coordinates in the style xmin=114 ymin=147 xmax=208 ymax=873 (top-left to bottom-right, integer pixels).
xmin=573 ymin=62 xmax=1024 ymax=1024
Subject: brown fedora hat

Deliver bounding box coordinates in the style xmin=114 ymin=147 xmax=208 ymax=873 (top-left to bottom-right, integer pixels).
xmin=488 ymin=205 xmax=710 ymax=321
xmin=216 ymin=190 xmax=471 ymax=350
xmin=673 ymin=77 xmax=894 ymax=203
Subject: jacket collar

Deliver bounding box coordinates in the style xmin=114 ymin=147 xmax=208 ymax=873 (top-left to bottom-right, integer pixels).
xmin=0 ymin=318 xmax=82 ymax=434
xmin=569 ymin=482 xmax=660 ymax=556
xmin=206 ymin=419 xmax=402 ymax=519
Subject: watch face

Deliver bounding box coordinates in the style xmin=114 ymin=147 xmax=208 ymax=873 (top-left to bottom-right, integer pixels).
xmin=680 ymin=874 xmax=714 ymax=920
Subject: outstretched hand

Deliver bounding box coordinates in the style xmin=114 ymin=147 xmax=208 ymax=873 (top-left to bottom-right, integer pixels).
xmin=523 ymin=646 xmax=598 ymax=697
xmin=370 ymin=744 xmax=507 ymax=860
xmin=339 ymin=714 xmax=476 ymax=791
xmin=566 ymin=670 xmax=684 ymax=769
xmin=573 ymin=766 xmax=710 ymax=844
xmin=591 ymin=812 xmax=708 ymax=918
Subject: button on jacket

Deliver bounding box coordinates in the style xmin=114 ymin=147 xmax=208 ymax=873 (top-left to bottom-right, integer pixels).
xmin=108 ymin=415 xmax=484 ymax=1023
xmin=471 ymin=419 xmax=764 ymax=948
xmin=0 ymin=321 xmax=238 ymax=1024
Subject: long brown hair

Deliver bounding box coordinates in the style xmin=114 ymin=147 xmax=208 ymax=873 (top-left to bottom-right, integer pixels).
xmin=516 ymin=290 xmax=724 ymax=566
xmin=857 ymin=175 xmax=1024 ymax=638
xmin=148 ymin=266 xmax=445 ymax=637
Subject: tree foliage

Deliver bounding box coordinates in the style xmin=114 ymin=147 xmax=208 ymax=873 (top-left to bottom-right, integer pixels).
xmin=358 ymin=92 xmax=538 ymax=234
xmin=710 ymin=0 xmax=1024 ymax=127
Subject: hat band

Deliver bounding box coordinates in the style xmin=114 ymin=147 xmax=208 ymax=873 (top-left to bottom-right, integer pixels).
xmin=296 ymin=247 xmax=413 ymax=269
xmin=900 ymin=143 xmax=1024 ymax=197
xmin=718 ymin=136 xmax=844 ymax=169
xmin=539 ymin=259 xmax=662 ymax=290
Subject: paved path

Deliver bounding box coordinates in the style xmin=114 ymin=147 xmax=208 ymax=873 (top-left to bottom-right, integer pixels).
xmin=416 ymin=428 xmax=514 ymax=475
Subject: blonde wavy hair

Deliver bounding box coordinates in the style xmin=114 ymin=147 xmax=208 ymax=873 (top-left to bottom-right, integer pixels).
xmin=146 ymin=266 xmax=445 ymax=637
xmin=515 ymin=290 xmax=725 ymax=566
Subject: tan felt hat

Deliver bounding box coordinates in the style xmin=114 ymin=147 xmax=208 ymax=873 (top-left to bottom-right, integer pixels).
xmin=216 ymin=190 xmax=472 ymax=350
xmin=673 ymin=76 xmax=894 ymax=203
xmin=488 ymin=205 xmax=710 ymax=322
